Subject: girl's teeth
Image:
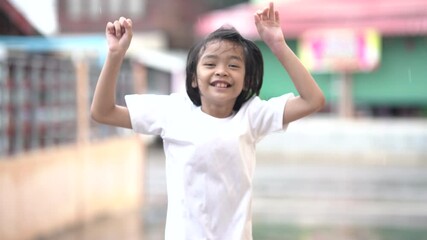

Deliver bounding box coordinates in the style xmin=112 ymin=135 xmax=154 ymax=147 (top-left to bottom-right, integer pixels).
xmin=216 ymin=83 xmax=228 ymax=88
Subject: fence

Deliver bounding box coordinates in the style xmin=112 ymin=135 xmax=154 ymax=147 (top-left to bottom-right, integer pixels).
xmin=0 ymin=50 xmax=136 ymax=157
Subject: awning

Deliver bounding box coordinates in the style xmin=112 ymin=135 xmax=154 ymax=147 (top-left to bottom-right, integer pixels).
xmin=195 ymin=0 xmax=427 ymax=39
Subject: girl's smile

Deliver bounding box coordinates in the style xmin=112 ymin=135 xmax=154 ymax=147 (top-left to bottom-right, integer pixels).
xmin=210 ymin=80 xmax=231 ymax=88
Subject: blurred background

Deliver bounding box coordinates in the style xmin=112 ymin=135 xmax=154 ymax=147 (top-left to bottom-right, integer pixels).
xmin=1 ymin=0 xmax=427 ymax=239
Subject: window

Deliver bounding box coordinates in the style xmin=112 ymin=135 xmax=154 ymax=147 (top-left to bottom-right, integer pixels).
xmin=68 ymin=0 xmax=82 ymax=20
xmin=109 ymin=0 xmax=146 ymax=18
xmin=67 ymin=0 xmax=146 ymax=21
xmin=88 ymin=0 xmax=102 ymax=19
xmin=129 ymin=0 xmax=145 ymax=17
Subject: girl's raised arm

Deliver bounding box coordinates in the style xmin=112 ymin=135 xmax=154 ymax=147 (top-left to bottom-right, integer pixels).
xmin=254 ymin=2 xmax=325 ymax=124
xmin=90 ymin=17 xmax=133 ymax=129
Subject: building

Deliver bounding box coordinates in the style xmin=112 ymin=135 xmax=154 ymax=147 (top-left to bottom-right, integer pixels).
xmin=195 ymin=0 xmax=427 ymax=117
xmin=57 ymin=0 xmax=248 ymax=49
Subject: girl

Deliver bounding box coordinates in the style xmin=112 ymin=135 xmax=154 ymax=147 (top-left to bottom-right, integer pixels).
xmin=91 ymin=2 xmax=325 ymax=239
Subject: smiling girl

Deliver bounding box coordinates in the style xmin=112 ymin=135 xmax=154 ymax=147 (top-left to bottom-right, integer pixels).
xmin=91 ymin=2 xmax=325 ymax=239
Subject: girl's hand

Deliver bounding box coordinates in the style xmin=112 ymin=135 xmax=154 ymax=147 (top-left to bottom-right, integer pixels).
xmin=105 ymin=17 xmax=133 ymax=56
xmin=254 ymin=2 xmax=285 ymax=50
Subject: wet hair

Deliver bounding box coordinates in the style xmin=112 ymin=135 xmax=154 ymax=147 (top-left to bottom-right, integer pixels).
xmin=185 ymin=26 xmax=264 ymax=112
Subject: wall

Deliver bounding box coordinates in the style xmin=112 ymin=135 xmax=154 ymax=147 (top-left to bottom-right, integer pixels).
xmin=0 ymin=136 xmax=144 ymax=240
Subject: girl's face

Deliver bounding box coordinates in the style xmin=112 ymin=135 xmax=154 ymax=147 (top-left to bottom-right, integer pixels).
xmin=193 ymin=40 xmax=246 ymax=116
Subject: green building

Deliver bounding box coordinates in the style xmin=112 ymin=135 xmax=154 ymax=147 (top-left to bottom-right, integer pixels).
xmin=258 ymin=35 xmax=427 ymax=117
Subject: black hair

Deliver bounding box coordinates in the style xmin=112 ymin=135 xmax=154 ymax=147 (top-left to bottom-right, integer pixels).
xmin=185 ymin=26 xmax=264 ymax=111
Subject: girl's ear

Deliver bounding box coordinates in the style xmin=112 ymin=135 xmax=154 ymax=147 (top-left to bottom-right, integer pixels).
xmin=191 ymin=78 xmax=198 ymax=88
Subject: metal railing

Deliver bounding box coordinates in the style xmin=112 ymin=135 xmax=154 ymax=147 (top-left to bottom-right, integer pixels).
xmin=0 ymin=51 xmax=135 ymax=157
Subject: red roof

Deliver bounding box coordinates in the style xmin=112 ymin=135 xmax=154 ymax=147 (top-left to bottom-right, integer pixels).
xmin=0 ymin=0 xmax=40 ymax=35
xmin=195 ymin=0 xmax=427 ymax=39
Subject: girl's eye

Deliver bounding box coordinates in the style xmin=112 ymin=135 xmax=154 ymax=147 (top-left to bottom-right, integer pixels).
xmin=229 ymin=64 xmax=240 ymax=68
xmin=204 ymin=63 xmax=215 ymax=67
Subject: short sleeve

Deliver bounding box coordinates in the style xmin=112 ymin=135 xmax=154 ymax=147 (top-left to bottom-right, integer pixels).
xmin=246 ymin=93 xmax=294 ymax=141
xmin=125 ymin=93 xmax=187 ymax=135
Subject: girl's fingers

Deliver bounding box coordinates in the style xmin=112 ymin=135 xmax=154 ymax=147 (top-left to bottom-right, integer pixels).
xmin=113 ymin=20 xmax=121 ymax=37
xmin=254 ymin=11 xmax=261 ymax=24
xmin=123 ymin=18 xmax=133 ymax=35
xmin=119 ymin=17 xmax=127 ymax=35
xmin=106 ymin=22 xmax=115 ymax=35
xmin=275 ymin=11 xmax=280 ymax=23
xmin=125 ymin=18 xmax=133 ymax=29
xmin=258 ymin=3 xmax=277 ymax=22
xmin=269 ymin=2 xmax=275 ymax=21
xmin=119 ymin=16 xmax=126 ymax=25
xmin=262 ymin=7 xmax=269 ymax=20
xmin=106 ymin=17 xmax=132 ymax=37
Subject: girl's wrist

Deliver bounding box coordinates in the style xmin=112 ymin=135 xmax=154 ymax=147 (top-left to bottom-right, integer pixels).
xmin=107 ymin=50 xmax=126 ymax=60
xmin=268 ymin=40 xmax=288 ymax=55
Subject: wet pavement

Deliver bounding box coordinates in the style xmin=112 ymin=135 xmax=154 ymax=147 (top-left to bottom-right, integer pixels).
xmin=41 ymin=133 xmax=427 ymax=240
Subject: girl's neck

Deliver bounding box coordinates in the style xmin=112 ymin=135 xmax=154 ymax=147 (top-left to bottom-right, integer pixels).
xmin=201 ymin=104 xmax=234 ymax=119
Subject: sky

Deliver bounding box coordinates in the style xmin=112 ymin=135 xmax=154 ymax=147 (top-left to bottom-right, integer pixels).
xmin=10 ymin=0 xmax=57 ymax=35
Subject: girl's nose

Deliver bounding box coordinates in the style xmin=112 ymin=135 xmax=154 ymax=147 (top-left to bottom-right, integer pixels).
xmin=215 ymin=72 xmax=226 ymax=76
xmin=215 ymin=66 xmax=228 ymax=77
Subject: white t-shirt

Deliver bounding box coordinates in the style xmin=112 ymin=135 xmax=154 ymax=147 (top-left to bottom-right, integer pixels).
xmin=125 ymin=93 xmax=292 ymax=240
